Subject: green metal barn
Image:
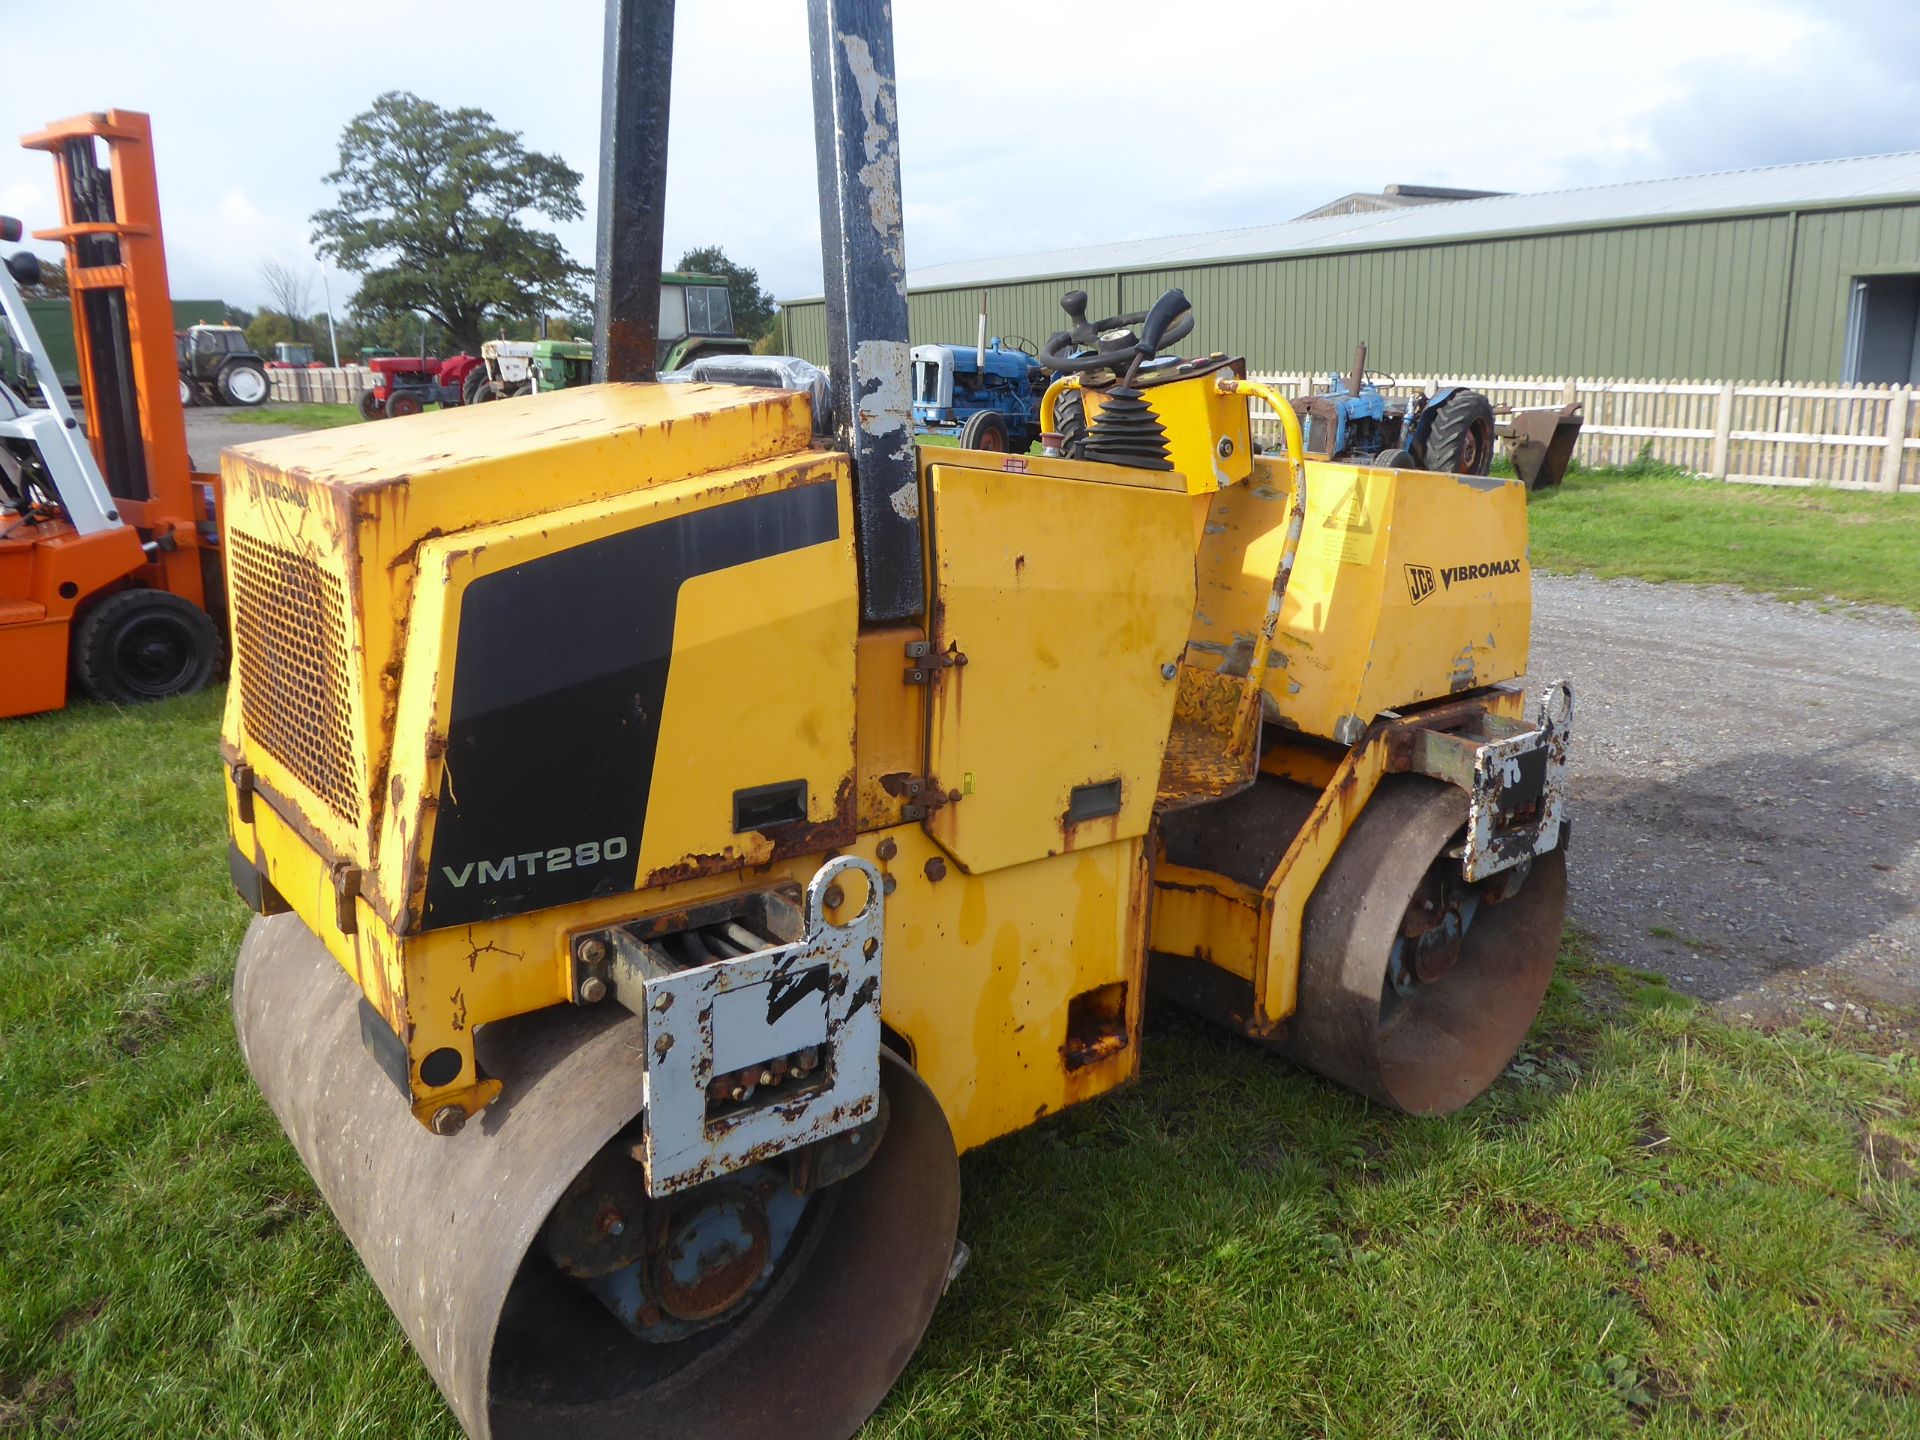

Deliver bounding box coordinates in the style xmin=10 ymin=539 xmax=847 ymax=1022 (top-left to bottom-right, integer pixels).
xmin=781 ymin=153 xmax=1920 ymax=384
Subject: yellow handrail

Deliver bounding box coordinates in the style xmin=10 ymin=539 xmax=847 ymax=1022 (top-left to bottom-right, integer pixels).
xmin=1212 ymin=374 xmax=1309 ymax=683
xmin=1038 ymin=375 xmax=1081 ymax=436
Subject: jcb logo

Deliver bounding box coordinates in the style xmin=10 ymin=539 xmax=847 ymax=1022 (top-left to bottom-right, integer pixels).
xmin=1405 ymin=564 xmax=1437 ymax=606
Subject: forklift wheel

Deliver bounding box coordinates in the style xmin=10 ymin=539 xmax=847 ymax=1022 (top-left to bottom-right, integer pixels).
xmin=358 ymin=391 xmax=383 ymax=422
xmin=72 ymin=589 xmax=221 ymax=705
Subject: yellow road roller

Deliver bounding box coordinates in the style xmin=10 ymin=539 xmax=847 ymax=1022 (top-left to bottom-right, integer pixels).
xmin=222 ymin=2 xmax=1573 ymax=1434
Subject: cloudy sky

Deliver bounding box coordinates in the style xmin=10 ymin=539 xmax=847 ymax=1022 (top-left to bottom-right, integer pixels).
xmin=2 ymin=0 xmax=1915 ymax=315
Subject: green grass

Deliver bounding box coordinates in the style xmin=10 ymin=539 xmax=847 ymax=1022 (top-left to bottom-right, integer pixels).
xmin=1527 ymin=456 xmax=1920 ymax=610
xmin=3 ymin=697 xmax=1917 ymax=1436
xmin=220 ymin=404 xmax=363 ymax=430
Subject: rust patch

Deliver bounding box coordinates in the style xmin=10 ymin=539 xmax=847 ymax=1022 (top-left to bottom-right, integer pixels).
xmin=644 ymin=775 xmax=858 ymax=891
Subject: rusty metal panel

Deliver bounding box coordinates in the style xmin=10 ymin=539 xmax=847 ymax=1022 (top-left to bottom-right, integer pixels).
xmin=631 ymin=857 xmax=884 ymax=1196
xmin=227 ymin=528 xmax=362 ymax=824
xmin=920 ymin=461 xmax=1194 ymax=874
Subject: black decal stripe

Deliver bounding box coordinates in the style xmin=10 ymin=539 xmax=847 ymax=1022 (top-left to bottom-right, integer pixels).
xmin=421 ymin=482 xmax=840 ymax=930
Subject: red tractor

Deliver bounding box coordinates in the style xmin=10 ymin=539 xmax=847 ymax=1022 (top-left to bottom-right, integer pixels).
xmin=357 ymin=353 xmax=482 ymax=420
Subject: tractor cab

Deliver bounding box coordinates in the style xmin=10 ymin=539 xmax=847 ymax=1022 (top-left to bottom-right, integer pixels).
xmin=657 ymin=271 xmax=750 ymax=370
xmin=266 ymin=341 xmax=318 ymax=369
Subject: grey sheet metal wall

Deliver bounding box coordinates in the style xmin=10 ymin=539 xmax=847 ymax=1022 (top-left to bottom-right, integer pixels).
xmin=780 ymin=203 xmax=1920 ymax=383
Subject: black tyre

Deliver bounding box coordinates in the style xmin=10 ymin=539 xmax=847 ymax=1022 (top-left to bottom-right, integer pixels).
xmin=218 ymin=361 xmax=271 ymax=407
xmin=1416 ymin=390 xmax=1496 ymax=476
xmin=358 ymin=390 xmax=384 ymax=421
xmin=386 ymin=392 xmax=424 ymax=419
xmin=178 ymin=377 xmax=196 ymax=408
xmin=1375 ymin=447 xmax=1417 ymax=469
xmin=507 ymin=380 xmax=533 ymax=399
xmin=1054 ymin=386 xmax=1087 ymax=460
xmin=959 ymin=409 xmax=1011 ymax=452
xmin=72 ymin=589 xmax=221 ymax=705
xmin=463 ymin=368 xmax=489 ymax=406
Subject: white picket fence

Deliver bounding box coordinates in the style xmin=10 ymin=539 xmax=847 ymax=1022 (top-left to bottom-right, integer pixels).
xmin=1245 ymin=372 xmax=1920 ymax=493
xmin=273 ymin=364 xmax=1919 ymax=493
xmin=267 ymin=366 xmax=374 ymax=405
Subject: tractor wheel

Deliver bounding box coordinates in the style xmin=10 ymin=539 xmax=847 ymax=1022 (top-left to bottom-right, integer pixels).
xmin=463 ymin=369 xmax=489 ymax=406
xmin=72 ymin=589 xmax=221 ymax=705
xmin=1374 ymin=447 xmax=1417 ymax=469
xmin=508 ymin=380 xmax=533 ymax=399
xmin=358 ymin=391 xmax=384 ymax=422
xmin=218 ymin=361 xmax=271 ymax=407
xmin=1416 ymin=390 xmax=1496 ymax=476
xmin=1054 ymin=386 xmax=1087 ymax=460
xmin=959 ymin=409 xmax=1010 ymax=452
xmin=386 ymin=392 xmax=425 ymax=419
xmin=179 ymin=377 xmax=196 ymax=408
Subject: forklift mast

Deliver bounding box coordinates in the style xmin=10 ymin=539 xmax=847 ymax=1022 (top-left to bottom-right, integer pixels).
xmin=21 ymin=110 xmax=209 ymax=607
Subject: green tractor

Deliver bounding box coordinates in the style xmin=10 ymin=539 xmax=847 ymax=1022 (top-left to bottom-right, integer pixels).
xmin=468 ymin=337 xmax=593 ymax=402
xmin=468 ymin=273 xmax=749 ymax=402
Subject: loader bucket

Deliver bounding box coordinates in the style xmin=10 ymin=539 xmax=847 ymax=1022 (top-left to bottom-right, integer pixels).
xmin=1502 ymin=403 xmax=1583 ymax=490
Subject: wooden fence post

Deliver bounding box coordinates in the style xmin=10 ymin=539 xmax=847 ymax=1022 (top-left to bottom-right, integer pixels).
xmin=1709 ymin=382 xmax=1735 ymax=480
xmin=1881 ymin=387 xmax=1911 ymax=492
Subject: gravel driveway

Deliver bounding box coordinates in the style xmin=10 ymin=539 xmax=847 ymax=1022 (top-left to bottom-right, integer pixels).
xmin=1530 ymin=575 xmax=1920 ymax=1031
xmin=184 ymin=408 xmax=313 ymax=464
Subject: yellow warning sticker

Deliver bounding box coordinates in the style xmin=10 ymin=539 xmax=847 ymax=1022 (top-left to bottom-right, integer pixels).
xmin=1313 ymin=472 xmax=1383 ymax=566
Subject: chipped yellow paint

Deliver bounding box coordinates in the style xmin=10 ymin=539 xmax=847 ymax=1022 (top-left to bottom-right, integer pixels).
xmin=920 ymin=459 xmax=1193 ymax=874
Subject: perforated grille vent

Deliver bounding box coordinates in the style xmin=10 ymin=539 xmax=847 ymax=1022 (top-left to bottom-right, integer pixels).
xmin=228 ymin=529 xmax=361 ymax=824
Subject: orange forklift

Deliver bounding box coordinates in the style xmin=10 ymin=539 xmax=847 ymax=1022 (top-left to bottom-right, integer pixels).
xmin=0 ymin=110 xmax=221 ymax=719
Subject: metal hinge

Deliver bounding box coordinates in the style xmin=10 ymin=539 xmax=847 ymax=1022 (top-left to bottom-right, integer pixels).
xmin=903 ymin=638 xmax=967 ymax=685
xmin=896 ymin=775 xmax=960 ymax=822
xmin=231 ymin=762 xmax=256 ymax=824
xmin=331 ymin=861 xmax=363 ymax=936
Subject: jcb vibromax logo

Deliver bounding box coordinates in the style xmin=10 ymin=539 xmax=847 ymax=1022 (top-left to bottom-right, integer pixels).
xmin=1406 ymin=557 xmax=1521 ymax=605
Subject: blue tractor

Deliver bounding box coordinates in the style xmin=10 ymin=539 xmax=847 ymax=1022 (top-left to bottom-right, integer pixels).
xmin=1293 ymin=341 xmax=1497 ymax=475
xmin=910 ymin=335 xmax=1044 ymax=452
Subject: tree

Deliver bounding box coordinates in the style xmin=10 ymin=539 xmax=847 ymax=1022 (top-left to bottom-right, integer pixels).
xmin=258 ymin=260 xmax=313 ymax=341
xmin=311 ymin=92 xmax=588 ymax=353
xmin=676 ymin=246 xmax=776 ymax=341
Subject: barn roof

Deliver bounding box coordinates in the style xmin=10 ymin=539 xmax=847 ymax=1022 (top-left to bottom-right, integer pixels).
xmin=784 ymin=151 xmax=1920 ymax=301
